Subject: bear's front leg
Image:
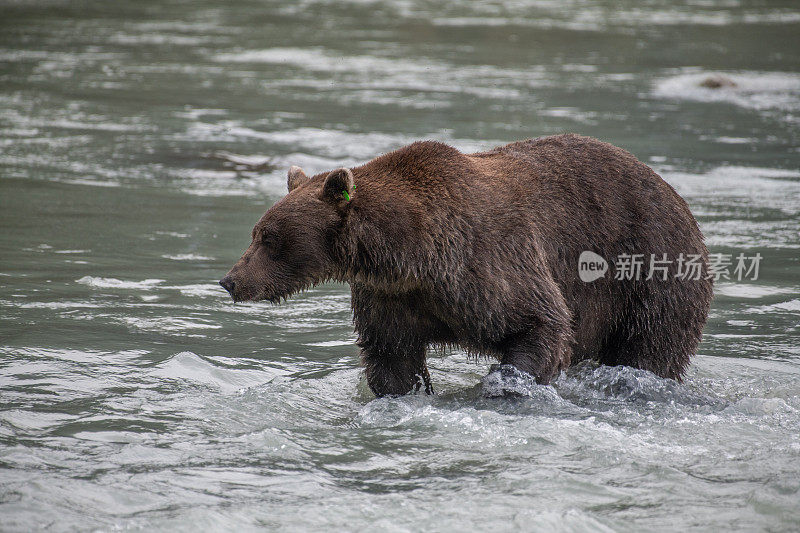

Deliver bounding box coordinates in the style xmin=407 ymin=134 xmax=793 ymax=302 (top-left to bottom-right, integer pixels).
xmin=361 ymin=344 xmax=433 ymax=397
xmin=351 ymin=285 xmax=435 ymax=397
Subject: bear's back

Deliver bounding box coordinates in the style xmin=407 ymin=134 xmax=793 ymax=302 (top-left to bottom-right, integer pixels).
xmin=361 ymin=134 xmax=659 ymax=197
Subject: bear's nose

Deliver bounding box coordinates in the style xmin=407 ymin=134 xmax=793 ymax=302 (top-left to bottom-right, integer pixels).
xmin=219 ymin=276 xmax=236 ymax=296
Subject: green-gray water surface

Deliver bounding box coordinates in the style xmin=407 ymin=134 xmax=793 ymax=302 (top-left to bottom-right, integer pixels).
xmin=1 ymin=1 xmax=799 ymax=531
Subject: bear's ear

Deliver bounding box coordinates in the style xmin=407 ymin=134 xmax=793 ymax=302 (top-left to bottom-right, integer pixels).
xmin=287 ymin=166 xmax=309 ymax=192
xmin=320 ymin=167 xmax=355 ymax=207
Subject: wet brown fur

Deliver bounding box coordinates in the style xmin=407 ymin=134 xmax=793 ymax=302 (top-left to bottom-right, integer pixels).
xmin=220 ymin=134 xmax=713 ymax=397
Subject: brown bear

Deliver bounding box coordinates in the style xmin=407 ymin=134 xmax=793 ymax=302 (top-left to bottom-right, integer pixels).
xmin=220 ymin=134 xmax=713 ymax=397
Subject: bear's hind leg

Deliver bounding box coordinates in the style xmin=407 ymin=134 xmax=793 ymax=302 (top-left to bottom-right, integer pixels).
xmin=600 ymin=284 xmax=709 ymax=381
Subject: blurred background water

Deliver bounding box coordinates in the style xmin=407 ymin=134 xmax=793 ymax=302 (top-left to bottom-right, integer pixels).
xmin=1 ymin=0 xmax=799 ymax=531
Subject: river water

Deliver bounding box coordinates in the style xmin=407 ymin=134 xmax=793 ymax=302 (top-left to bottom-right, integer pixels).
xmin=1 ymin=1 xmax=799 ymax=531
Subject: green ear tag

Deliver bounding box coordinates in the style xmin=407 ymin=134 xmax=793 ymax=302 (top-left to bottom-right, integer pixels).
xmin=342 ymin=190 xmax=351 ymax=202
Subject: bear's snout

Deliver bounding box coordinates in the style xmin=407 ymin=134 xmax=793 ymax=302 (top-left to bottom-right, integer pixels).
xmin=219 ymin=275 xmax=236 ymax=297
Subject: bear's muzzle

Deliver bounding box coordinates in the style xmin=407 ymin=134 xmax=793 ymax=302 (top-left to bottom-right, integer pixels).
xmin=219 ymin=275 xmax=236 ymax=298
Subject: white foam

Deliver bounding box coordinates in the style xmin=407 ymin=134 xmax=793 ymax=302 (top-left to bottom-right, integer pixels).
xmin=653 ymin=70 xmax=800 ymax=112
xmin=167 ymin=283 xmax=224 ymax=298
xmin=76 ymin=276 xmax=165 ymax=290
xmin=214 ymin=47 xmax=436 ymax=74
xmin=305 ymin=340 xmax=355 ymax=347
xmin=430 ymin=7 xmax=800 ymax=30
xmin=715 ymin=284 xmax=796 ymax=299
xmin=727 ymin=320 xmax=755 ymax=326
xmin=62 ymin=179 xmax=121 ymax=188
xmin=714 ymin=136 xmax=756 ymax=144
xmin=728 ymin=397 xmax=795 ymax=416
xmin=120 ymin=316 xmax=222 ymax=333
xmin=17 ymin=301 xmax=104 ymax=309
xmin=161 ymin=254 xmax=214 ymax=261
xmin=211 ymin=47 xmax=553 ymax=106
xmin=150 ymin=351 xmax=276 ymax=392
xmin=108 ymin=32 xmax=211 ymax=46
xmin=747 ymin=299 xmax=800 ymax=314
xmin=540 ymin=107 xmax=599 ymax=124
xmin=662 ymin=165 xmax=800 ymax=223
xmin=182 ymin=123 xmax=498 ymax=162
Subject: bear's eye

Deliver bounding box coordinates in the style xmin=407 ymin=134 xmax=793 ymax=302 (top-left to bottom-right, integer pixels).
xmin=261 ymin=233 xmax=280 ymax=259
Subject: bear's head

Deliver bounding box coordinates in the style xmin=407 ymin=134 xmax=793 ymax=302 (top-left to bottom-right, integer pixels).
xmin=219 ymin=165 xmax=355 ymax=302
